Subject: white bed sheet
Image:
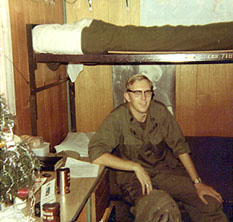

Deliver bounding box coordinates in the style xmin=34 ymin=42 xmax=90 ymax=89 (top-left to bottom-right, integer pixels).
xmin=32 ymin=18 xmax=93 ymax=82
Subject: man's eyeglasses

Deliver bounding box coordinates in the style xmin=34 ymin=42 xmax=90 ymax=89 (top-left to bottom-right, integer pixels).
xmin=127 ymin=89 xmax=153 ymax=98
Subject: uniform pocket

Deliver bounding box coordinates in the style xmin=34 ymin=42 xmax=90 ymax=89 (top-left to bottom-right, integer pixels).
xmin=118 ymin=135 xmax=141 ymax=160
xmin=150 ymin=130 xmax=164 ymax=148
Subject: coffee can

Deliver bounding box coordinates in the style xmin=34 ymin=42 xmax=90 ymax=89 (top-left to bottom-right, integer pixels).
xmin=56 ymin=167 xmax=70 ymax=195
xmin=42 ymin=202 xmax=60 ymax=222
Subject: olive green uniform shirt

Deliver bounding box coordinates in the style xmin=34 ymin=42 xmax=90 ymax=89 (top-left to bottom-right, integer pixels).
xmin=89 ymin=101 xmax=229 ymax=222
xmin=88 ymin=100 xmax=190 ymax=176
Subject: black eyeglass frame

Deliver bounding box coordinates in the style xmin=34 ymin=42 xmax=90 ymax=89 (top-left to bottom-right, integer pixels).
xmin=126 ymin=89 xmax=153 ymax=97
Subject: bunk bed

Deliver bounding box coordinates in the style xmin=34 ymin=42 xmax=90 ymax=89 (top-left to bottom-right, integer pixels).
xmin=26 ymin=19 xmax=233 ymax=135
xmin=26 ymin=20 xmax=233 ymax=221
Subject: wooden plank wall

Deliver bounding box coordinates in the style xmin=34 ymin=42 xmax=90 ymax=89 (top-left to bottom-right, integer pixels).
xmin=9 ymin=0 xmax=68 ymax=148
xmin=66 ymin=0 xmax=232 ymax=137
xmin=176 ymin=64 xmax=233 ymax=137
xmin=8 ymin=0 xmax=232 ymax=149
xmin=66 ymin=0 xmax=140 ymax=132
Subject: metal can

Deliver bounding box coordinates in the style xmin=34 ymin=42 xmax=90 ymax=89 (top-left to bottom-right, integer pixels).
xmin=42 ymin=202 xmax=60 ymax=222
xmin=56 ymin=167 xmax=70 ymax=195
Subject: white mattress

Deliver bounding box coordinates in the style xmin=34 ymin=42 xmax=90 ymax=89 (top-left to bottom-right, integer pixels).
xmin=32 ymin=18 xmax=93 ymax=54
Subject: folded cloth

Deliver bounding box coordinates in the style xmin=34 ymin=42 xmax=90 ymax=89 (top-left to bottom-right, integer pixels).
xmin=67 ymin=64 xmax=84 ymax=82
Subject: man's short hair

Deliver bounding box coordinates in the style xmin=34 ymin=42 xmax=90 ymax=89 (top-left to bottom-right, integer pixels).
xmin=125 ymin=73 xmax=153 ymax=90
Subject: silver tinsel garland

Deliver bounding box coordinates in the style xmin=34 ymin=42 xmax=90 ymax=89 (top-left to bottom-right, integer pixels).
xmin=0 ymin=96 xmax=40 ymax=204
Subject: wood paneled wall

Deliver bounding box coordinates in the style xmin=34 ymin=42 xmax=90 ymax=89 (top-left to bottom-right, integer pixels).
xmin=8 ymin=0 xmax=232 ymax=148
xmin=66 ymin=0 xmax=140 ymax=132
xmin=176 ymin=64 xmax=233 ymax=137
xmin=66 ymin=0 xmax=232 ymax=137
xmin=9 ymin=0 xmax=68 ymax=147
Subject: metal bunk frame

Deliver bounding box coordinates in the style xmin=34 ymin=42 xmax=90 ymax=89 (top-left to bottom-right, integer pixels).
xmin=26 ymin=24 xmax=233 ymax=135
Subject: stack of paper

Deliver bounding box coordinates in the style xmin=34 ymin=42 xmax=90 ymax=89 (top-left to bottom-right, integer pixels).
xmin=54 ymin=132 xmax=95 ymax=157
xmin=65 ymin=157 xmax=99 ymax=178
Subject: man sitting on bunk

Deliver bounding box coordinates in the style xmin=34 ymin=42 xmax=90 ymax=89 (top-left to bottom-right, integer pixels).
xmin=88 ymin=74 xmax=228 ymax=222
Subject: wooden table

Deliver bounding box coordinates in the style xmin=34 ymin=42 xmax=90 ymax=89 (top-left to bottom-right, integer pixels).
xmin=33 ymin=166 xmax=112 ymax=222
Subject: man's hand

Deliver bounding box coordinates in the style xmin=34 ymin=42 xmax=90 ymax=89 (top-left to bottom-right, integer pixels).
xmin=178 ymin=153 xmax=223 ymax=205
xmin=93 ymin=153 xmax=152 ymax=195
xmin=134 ymin=164 xmax=152 ymax=195
xmin=194 ymin=183 xmax=223 ymax=204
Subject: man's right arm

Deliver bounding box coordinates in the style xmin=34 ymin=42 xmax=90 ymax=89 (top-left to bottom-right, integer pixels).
xmin=93 ymin=152 xmax=138 ymax=171
xmin=93 ymin=152 xmax=152 ymax=195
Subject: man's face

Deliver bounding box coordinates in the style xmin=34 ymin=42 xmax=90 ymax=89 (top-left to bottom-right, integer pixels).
xmin=124 ymin=79 xmax=153 ymax=118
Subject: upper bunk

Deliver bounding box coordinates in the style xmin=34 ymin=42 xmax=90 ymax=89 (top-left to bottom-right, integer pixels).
xmin=27 ymin=19 xmax=233 ymax=66
xmin=26 ymin=19 xmax=233 ymax=136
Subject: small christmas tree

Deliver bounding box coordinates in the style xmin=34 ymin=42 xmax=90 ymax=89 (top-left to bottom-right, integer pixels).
xmin=0 ymin=95 xmax=40 ymax=204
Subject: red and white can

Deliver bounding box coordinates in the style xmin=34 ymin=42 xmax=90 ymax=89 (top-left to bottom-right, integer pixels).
xmin=42 ymin=202 xmax=60 ymax=222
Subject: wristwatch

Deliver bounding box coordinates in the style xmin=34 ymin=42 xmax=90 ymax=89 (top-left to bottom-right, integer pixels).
xmin=193 ymin=177 xmax=202 ymax=184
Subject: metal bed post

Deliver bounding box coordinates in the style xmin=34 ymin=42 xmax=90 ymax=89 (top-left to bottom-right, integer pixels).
xmin=26 ymin=24 xmax=77 ymax=136
xmin=26 ymin=24 xmax=38 ymax=136
xmin=69 ymin=80 xmax=76 ymax=132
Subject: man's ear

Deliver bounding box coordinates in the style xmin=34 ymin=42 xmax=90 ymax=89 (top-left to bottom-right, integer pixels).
xmin=124 ymin=92 xmax=130 ymax=103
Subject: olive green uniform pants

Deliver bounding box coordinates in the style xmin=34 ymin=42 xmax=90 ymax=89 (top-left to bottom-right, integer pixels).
xmin=116 ymin=169 xmax=228 ymax=222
